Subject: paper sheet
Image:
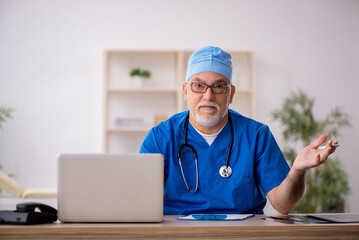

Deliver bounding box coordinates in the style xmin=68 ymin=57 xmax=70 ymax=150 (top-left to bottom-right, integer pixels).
xmin=177 ymin=214 xmax=254 ymax=221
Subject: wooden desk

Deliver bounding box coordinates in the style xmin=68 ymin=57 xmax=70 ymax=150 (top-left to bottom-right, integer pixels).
xmin=1 ymin=215 xmax=359 ymax=240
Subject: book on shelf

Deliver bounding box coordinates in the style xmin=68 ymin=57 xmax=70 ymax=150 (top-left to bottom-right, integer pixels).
xmin=0 ymin=170 xmax=57 ymax=198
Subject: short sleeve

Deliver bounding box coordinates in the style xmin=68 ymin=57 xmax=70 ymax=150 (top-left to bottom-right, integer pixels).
xmin=254 ymin=125 xmax=290 ymax=194
xmin=139 ymin=128 xmax=161 ymax=154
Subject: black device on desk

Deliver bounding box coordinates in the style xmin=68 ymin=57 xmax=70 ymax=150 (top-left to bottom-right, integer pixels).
xmin=0 ymin=202 xmax=58 ymax=225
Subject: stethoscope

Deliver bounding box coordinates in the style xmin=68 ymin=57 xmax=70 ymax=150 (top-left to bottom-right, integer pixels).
xmin=177 ymin=112 xmax=234 ymax=192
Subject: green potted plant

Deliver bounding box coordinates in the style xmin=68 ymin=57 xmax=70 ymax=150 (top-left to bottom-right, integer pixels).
xmin=130 ymin=68 xmax=151 ymax=88
xmin=271 ymin=89 xmax=351 ymax=213
xmin=0 ymin=107 xmax=13 ymax=132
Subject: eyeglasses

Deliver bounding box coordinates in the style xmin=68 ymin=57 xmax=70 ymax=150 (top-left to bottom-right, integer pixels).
xmin=188 ymin=82 xmax=231 ymax=94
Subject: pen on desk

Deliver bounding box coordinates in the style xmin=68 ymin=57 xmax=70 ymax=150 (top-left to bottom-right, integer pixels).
xmin=318 ymin=143 xmax=340 ymax=150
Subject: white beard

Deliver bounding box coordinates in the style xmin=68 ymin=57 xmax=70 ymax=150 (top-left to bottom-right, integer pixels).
xmin=192 ymin=102 xmax=221 ymax=127
xmin=191 ymin=94 xmax=231 ymax=127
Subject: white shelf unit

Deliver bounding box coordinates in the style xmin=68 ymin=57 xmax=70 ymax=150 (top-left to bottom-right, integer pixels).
xmin=103 ymin=50 xmax=256 ymax=153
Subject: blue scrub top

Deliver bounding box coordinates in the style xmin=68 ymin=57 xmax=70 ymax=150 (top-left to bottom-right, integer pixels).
xmin=140 ymin=109 xmax=290 ymax=215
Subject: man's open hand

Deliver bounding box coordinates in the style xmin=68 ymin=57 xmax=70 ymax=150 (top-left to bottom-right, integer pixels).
xmin=292 ymin=135 xmax=338 ymax=171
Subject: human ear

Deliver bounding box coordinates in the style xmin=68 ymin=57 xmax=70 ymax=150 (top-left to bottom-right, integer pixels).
xmin=183 ymin=83 xmax=188 ymax=102
xmin=229 ymin=85 xmax=236 ymax=104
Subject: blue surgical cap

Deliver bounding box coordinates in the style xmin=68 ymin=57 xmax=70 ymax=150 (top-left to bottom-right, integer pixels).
xmin=186 ymin=46 xmax=232 ymax=82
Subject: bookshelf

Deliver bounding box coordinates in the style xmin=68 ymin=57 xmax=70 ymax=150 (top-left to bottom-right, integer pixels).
xmin=103 ymin=50 xmax=255 ymax=153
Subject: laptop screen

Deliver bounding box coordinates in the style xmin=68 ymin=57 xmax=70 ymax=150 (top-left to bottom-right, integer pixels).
xmin=57 ymin=153 xmax=164 ymax=222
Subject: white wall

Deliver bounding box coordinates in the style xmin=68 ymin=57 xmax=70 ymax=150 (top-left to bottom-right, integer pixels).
xmin=1 ymin=0 xmax=358 ymax=212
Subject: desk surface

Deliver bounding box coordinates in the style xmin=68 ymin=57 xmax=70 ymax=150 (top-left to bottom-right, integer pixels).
xmin=1 ymin=215 xmax=359 ymax=240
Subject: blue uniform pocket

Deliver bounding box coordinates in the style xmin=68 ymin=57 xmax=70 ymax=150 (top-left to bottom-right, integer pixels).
xmin=232 ymin=176 xmax=264 ymax=212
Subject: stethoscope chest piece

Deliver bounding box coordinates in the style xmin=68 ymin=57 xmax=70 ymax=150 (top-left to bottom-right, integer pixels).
xmin=219 ymin=165 xmax=232 ymax=178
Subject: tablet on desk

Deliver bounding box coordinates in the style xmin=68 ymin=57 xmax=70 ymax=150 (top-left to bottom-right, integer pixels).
xmin=269 ymin=214 xmax=359 ymax=224
xmin=298 ymin=214 xmax=359 ymax=223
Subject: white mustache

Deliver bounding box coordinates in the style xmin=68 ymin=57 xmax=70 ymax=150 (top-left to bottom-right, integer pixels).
xmin=196 ymin=102 xmax=220 ymax=112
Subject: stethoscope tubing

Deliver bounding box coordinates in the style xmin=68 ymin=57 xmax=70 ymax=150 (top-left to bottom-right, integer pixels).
xmin=177 ymin=112 xmax=234 ymax=192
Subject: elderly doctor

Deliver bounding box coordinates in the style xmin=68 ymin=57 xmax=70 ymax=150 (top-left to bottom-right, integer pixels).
xmin=140 ymin=46 xmax=337 ymax=215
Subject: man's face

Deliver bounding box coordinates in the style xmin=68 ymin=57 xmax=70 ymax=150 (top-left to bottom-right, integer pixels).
xmin=183 ymin=72 xmax=235 ymax=129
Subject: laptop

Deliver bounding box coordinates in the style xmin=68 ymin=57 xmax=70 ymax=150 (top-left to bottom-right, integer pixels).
xmin=57 ymin=153 xmax=164 ymax=223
